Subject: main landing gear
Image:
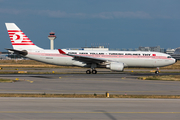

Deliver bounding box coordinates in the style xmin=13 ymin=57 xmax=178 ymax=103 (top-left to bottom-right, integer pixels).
xmin=86 ymin=69 xmax=97 ymax=74
xmin=155 ymin=67 xmax=160 ymax=74
xmin=86 ymin=63 xmax=97 ymax=74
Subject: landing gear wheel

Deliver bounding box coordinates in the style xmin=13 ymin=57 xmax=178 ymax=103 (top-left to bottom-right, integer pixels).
xmin=86 ymin=70 xmax=91 ymax=74
xmin=92 ymin=70 xmax=97 ymax=74
xmin=155 ymin=71 xmax=159 ymax=74
xmin=155 ymin=67 xmax=160 ymax=74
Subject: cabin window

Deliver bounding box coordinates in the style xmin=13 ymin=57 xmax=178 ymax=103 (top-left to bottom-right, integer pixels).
xmin=90 ymin=53 xmax=95 ymax=54
xmin=109 ymin=53 xmax=124 ymax=55
xmin=68 ymin=52 xmax=77 ymax=54
xmin=133 ymin=54 xmax=140 ymax=55
xmin=79 ymin=52 xmax=88 ymax=54
xmin=125 ymin=53 xmax=132 ymax=55
xmin=167 ymin=56 xmax=172 ymax=58
xmin=109 ymin=53 xmax=116 ymax=55
xmin=46 ymin=57 xmax=53 ymax=59
xmin=143 ymin=54 xmax=150 ymax=56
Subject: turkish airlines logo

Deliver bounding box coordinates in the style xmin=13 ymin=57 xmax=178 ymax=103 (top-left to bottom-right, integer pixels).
xmin=13 ymin=33 xmax=23 ymax=43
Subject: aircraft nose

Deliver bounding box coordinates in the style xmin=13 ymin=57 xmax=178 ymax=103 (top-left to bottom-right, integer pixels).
xmin=173 ymin=58 xmax=177 ymax=63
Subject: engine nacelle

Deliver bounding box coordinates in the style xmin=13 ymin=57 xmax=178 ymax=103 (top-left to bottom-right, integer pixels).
xmin=106 ymin=62 xmax=124 ymax=71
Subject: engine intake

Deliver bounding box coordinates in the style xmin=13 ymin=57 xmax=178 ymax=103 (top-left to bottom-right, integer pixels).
xmin=106 ymin=62 xmax=124 ymax=71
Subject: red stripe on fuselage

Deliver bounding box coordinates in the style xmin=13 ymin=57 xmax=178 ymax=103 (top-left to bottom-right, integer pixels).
xmin=28 ymin=52 xmax=171 ymax=60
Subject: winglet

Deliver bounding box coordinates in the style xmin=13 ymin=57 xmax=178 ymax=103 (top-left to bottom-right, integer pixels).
xmin=58 ymin=49 xmax=66 ymax=54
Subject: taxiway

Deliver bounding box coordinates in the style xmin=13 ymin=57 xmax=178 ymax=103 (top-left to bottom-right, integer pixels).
xmin=0 ymin=97 xmax=180 ymax=120
xmin=0 ymin=73 xmax=180 ymax=95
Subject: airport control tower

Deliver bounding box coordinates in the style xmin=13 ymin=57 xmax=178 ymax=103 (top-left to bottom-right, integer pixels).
xmin=48 ymin=32 xmax=56 ymax=50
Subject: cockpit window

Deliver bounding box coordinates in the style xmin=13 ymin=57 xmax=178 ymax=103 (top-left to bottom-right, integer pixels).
xmin=167 ymin=56 xmax=172 ymax=58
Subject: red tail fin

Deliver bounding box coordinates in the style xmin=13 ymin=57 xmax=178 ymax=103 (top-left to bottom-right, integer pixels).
xmin=5 ymin=23 xmax=42 ymax=50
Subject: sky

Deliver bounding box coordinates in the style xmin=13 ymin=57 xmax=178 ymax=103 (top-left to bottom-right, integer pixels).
xmin=0 ymin=0 xmax=180 ymax=51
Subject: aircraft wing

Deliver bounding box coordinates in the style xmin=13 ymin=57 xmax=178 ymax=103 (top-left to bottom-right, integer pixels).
xmin=58 ymin=49 xmax=108 ymax=64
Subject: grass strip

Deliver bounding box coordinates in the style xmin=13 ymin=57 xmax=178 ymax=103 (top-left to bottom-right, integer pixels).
xmin=0 ymin=71 xmax=87 ymax=74
xmin=0 ymin=93 xmax=180 ymax=99
xmin=138 ymin=75 xmax=180 ymax=81
xmin=1 ymin=71 xmax=180 ymax=75
xmin=0 ymin=60 xmax=180 ymax=69
xmin=0 ymin=78 xmax=17 ymax=83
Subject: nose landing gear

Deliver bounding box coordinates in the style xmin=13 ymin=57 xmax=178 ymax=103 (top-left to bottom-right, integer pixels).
xmin=155 ymin=67 xmax=160 ymax=74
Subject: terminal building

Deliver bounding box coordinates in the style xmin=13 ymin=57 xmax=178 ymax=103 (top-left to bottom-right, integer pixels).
xmin=171 ymin=47 xmax=180 ymax=60
xmin=166 ymin=48 xmax=175 ymax=55
xmin=82 ymin=46 xmax=109 ymax=51
xmin=138 ymin=46 xmax=165 ymax=53
xmin=66 ymin=46 xmax=109 ymax=51
xmin=0 ymin=52 xmax=8 ymax=59
xmin=0 ymin=51 xmax=25 ymax=60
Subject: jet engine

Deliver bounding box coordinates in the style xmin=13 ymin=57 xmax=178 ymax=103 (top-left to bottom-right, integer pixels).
xmin=106 ymin=62 xmax=124 ymax=71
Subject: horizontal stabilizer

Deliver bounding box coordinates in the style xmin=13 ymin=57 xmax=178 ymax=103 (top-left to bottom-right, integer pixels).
xmin=5 ymin=48 xmax=28 ymax=56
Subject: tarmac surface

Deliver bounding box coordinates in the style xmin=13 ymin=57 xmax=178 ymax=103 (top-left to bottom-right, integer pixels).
xmin=1 ymin=67 xmax=180 ymax=73
xmin=0 ymin=71 xmax=180 ymax=95
xmin=0 ymin=97 xmax=180 ymax=120
xmin=0 ymin=68 xmax=180 ymax=120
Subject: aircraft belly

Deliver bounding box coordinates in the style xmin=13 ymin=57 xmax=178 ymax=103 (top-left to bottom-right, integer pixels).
xmin=115 ymin=58 xmax=155 ymax=67
xmin=26 ymin=54 xmax=174 ymax=68
xmin=48 ymin=57 xmax=73 ymax=66
xmin=153 ymin=59 xmax=174 ymax=67
xmin=26 ymin=54 xmax=73 ymax=66
xmin=72 ymin=61 xmax=88 ymax=67
xmin=117 ymin=58 xmax=172 ymax=67
xmin=143 ymin=59 xmax=154 ymax=67
xmin=124 ymin=59 xmax=149 ymax=67
xmin=63 ymin=57 xmax=74 ymax=65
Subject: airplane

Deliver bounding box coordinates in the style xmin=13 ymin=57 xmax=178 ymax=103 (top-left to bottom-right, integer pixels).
xmin=5 ymin=23 xmax=177 ymax=74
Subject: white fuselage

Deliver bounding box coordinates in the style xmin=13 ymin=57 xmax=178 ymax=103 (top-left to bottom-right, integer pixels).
xmin=5 ymin=23 xmax=176 ymax=73
xmin=25 ymin=49 xmax=176 ymax=68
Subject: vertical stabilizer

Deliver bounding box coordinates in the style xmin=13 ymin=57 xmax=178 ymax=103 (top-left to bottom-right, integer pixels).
xmin=5 ymin=23 xmax=43 ymax=50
